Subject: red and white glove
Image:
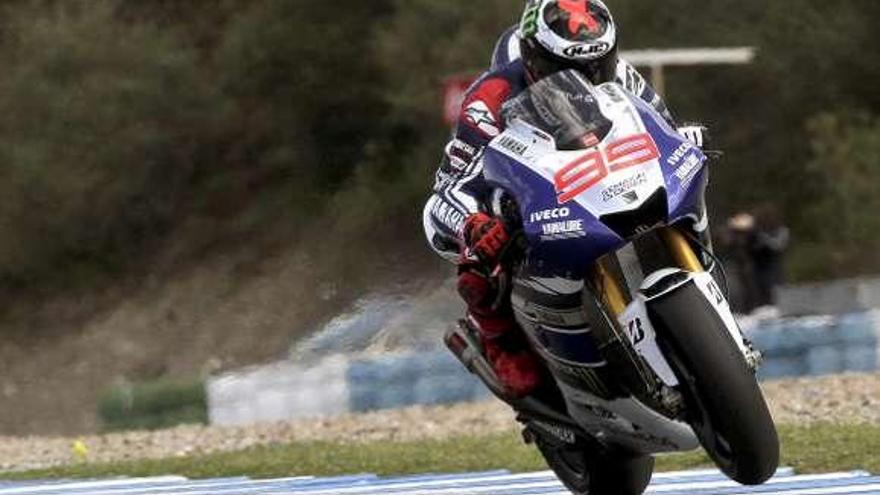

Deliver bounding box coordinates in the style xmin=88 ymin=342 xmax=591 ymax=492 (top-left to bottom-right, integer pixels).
xmin=462 ymin=212 xmax=511 ymax=265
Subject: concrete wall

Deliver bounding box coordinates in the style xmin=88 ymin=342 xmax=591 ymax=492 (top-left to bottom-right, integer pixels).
xmin=776 ymin=277 xmax=880 ymax=317
xmin=207 ymin=357 xmax=351 ymax=425
xmin=207 ymin=352 xmax=487 ymax=425
xmin=748 ymin=311 xmax=879 ymax=379
xmin=207 ymin=311 xmax=880 ymax=426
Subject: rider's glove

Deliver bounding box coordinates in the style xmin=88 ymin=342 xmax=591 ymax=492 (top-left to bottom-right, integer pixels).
xmin=677 ymin=125 xmax=709 ymax=149
xmin=462 ymin=212 xmax=511 ymax=265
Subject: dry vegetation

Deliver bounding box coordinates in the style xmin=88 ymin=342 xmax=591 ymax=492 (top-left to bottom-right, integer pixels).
xmin=1 ymin=373 xmax=877 ymax=472
xmin=2 ymin=0 xmax=880 ymax=438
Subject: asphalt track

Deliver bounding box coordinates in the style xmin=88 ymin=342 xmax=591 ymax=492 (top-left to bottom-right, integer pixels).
xmin=1 ymin=468 xmax=879 ymax=495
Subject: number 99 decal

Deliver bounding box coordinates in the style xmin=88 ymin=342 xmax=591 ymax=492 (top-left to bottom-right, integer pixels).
xmin=554 ymin=133 xmax=659 ymax=205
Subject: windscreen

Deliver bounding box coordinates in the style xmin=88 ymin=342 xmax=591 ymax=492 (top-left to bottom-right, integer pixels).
xmin=502 ymin=70 xmax=612 ymax=150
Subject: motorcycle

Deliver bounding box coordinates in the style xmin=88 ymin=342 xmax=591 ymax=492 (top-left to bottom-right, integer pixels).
xmin=444 ymin=69 xmax=779 ymax=495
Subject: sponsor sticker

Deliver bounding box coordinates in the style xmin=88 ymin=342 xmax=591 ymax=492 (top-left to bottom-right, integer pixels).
xmin=430 ymin=200 xmax=465 ymax=233
xmin=666 ymin=142 xmax=696 ymax=168
xmin=529 ymin=207 xmax=571 ymax=223
xmin=601 ymin=172 xmax=647 ymax=202
xmin=562 ymin=42 xmax=610 ymax=59
xmin=447 ymin=139 xmax=477 ymax=165
xmin=520 ymin=1 xmax=540 ymax=37
xmin=673 ymin=153 xmax=702 ymax=186
xmin=497 ymin=135 xmax=529 ymax=157
xmin=554 ymin=133 xmax=659 ymax=204
xmin=541 ymin=219 xmax=586 ymax=241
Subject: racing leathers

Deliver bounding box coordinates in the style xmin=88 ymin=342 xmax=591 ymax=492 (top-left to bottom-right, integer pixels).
xmin=423 ymin=55 xmax=674 ymax=398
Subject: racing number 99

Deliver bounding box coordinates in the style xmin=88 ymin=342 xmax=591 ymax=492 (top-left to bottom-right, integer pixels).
xmin=554 ymin=151 xmax=607 ymax=204
xmin=554 ymin=133 xmax=660 ymax=205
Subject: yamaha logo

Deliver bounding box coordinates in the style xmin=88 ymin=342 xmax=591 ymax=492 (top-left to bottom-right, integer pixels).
xmin=563 ymin=42 xmax=609 ymax=58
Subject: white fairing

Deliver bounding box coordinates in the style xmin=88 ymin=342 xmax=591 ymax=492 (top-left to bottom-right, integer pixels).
xmin=617 ymin=269 xmax=754 ymax=389
xmin=559 ymin=382 xmax=699 ymax=452
xmin=640 ymin=269 xmax=753 ymax=363
xmin=488 ymin=83 xmax=666 ymax=218
xmin=561 ymin=269 xmax=752 ymax=453
xmin=618 ymin=297 xmax=680 ymax=387
xmin=691 ymin=271 xmax=752 ymax=357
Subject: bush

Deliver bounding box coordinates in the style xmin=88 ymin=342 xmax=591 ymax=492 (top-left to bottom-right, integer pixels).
xmin=784 ymin=113 xmax=880 ymax=280
xmin=99 ymin=378 xmax=207 ymax=431
xmin=0 ymin=1 xmax=218 ymax=287
xmin=0 ymin=0 xmax=879 ymax=294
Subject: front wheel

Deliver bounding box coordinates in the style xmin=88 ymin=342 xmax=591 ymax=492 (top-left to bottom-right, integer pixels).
xmin=531 ymin=431 xmax=654 ymax=495
xmin=649 ymin=281 xmax=779 ymax=485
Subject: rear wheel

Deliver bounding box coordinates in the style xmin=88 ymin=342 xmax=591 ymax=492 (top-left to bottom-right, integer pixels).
xmin=531 ymin=431 xmax=654 ymax=495
xmin=649 ymin=281 xmax=779 ymax=485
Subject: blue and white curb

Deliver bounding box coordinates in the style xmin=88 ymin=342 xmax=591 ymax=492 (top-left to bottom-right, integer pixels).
xmin=2 ymin=468 xmax=880 ymax=495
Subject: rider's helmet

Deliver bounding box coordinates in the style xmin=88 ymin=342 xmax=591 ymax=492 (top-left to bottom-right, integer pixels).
xmin=519 ymin=0 xmax=618 ymax=85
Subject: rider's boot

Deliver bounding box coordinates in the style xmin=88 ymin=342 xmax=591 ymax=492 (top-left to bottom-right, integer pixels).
xmin=467 ymin=311 xmax=542 ymax=398
xmin=458 ymin=261 xmax=543 ymax=398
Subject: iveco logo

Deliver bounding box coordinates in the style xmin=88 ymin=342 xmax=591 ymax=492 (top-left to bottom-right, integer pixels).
xmin=563 ymin=42 xmax=609 ymax=58
xmin=530 ymin=207 xmax=571 ymax=223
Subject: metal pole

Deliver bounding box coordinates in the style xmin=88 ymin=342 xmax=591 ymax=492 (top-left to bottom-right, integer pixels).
xmin=651 ymin=63 xmax=666 ymax=98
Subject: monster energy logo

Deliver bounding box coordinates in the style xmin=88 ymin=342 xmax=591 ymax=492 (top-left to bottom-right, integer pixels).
xmin=520 ymin=1 xmax=540 ymax=36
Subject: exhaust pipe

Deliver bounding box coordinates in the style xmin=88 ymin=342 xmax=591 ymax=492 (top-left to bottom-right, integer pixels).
xmin=444 ymin=320 xmax=511 ymax=401
xmin=445 ymin=320 xmax=581 ymax=429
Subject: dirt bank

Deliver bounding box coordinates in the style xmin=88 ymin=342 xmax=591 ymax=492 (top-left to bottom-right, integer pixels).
xmin=0 ymin=238 xmax=446 ymax=436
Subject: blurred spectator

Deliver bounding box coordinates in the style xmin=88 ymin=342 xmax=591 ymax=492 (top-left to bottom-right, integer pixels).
xmin=719 ymin=212 xmax=759 ymax=313
xmin=717 ymin=206 xmax=790 ymax=313
xmin=749 ymin=204 xmax=790 ymax=308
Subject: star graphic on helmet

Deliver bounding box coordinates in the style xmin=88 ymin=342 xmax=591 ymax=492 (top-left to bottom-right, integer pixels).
xmin=558 ymin=0 xmax=601 ymax=35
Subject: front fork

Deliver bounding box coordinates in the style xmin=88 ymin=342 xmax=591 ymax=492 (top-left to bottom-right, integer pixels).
xmin=594 ymin=226 xmax=703 ymax=318
xmin=593 ymin=226 xmax=762 ymax=374
xmin=658 ymin=227 xmax=704 ymax=273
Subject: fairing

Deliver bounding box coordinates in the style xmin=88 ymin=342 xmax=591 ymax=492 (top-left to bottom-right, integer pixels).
xmin=481 ymin=71 xmax=707 ymax=279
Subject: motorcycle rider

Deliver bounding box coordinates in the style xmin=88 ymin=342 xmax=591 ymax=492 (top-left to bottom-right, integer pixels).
xmin=423 ymin=0 xmax=704 ymax=398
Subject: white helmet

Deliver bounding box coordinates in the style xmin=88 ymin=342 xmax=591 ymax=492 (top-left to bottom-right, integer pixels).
xmin=519 ymin=0 xmax=618 ymax=84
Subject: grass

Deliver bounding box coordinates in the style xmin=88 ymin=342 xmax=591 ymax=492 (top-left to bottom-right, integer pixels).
xmin=2 ymin=424 xmax=877 ymax=481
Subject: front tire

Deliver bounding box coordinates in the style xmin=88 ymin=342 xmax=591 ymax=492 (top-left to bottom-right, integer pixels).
xmin=532 ymin=432 xmax=654 ymax=495
xmin=649 ymin=282 xmax=779 ymax=485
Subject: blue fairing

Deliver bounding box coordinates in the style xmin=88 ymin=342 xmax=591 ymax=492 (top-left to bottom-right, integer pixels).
xmin=482 ymin=86 xmax=707 ymax=279
xmin=482 ymin=149 xmax=625 ymax=277
xmin=631 ymin=96 xmax=708 ymax=224
xmin=534 ymin=326 xmax=604 ymax=364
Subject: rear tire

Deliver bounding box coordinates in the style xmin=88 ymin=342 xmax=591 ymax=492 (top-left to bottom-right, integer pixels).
xmin=649 ymin=281 xmax=779 ymax=485
xmin=532 ymin=433 xmax=654 ymax=495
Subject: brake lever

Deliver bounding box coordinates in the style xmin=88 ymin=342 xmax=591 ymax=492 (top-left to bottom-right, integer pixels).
xmin=704 ymin=150 xmax=725 ymax=162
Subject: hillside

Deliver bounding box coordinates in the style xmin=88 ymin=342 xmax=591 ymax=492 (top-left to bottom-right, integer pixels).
xmin=0 ymin=234 xmax=444 ymax=435
xmin=1 ymin=0 xmax=880 ymax=434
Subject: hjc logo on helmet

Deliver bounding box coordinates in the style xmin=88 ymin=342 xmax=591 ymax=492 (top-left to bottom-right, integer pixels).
xmin=563 ymin=42 xmax=610 ymax=58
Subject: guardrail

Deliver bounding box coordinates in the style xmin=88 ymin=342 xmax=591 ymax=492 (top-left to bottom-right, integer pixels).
xmin=207 ymin=311 xmax=880 ymax=426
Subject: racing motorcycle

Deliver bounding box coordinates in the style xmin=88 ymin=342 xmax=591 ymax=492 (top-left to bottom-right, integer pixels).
xmin=445 ymin=70 xmax=779 ymax=495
